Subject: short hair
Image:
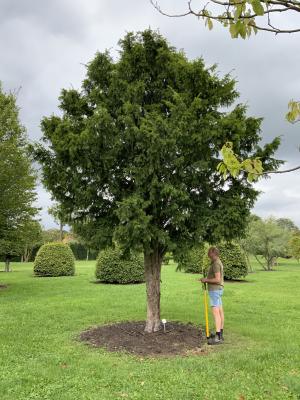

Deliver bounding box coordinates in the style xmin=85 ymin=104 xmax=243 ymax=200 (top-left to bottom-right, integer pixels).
xmin=208 ymin=246 xmax=219 ymax=256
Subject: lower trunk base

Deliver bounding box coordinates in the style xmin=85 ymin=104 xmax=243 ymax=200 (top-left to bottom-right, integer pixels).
xmin=144 ymin=318 xmax=161 ymax=333
xmin=144 ymin=248 xmax=163 ymax=334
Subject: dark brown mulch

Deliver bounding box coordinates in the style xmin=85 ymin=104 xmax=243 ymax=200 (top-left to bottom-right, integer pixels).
xmin=0 ymin=284 xmax=7 ymax=290
xmin=80 ymin=321 xmax=204 ymax=357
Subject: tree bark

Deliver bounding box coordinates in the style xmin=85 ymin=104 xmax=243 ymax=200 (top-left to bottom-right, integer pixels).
xmin=86 ymin=248 xmax=89 ymax=261
xmin=144 ymin=247 xmax=163 ymax=333
xmin=4 ymin=256 xmax=11 ymax=272
xmin=60 ymin=221 xmax=63 ymax=242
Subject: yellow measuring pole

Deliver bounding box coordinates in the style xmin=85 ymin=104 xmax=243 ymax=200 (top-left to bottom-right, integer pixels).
xmin=203 ymin=283 xmax=210 ymax=339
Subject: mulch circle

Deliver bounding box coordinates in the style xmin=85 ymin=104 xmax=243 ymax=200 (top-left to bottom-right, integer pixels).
xmin=80 ymin=321 xmax=205 ymax=357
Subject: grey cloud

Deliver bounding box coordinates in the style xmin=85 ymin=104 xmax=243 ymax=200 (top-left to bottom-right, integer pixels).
xmin=253 ymin=167 xmax=300 ymax=227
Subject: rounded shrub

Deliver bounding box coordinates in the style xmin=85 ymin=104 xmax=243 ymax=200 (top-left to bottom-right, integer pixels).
xmin=175 ymin=244 xmax=205 ymax=273
xmin=96 ymin=247 xmax=144 ymax=284
xmin=203 ymin=242 xmax=248 ymax=280
xmin=34 ymin=242 xmax=75 ymax=277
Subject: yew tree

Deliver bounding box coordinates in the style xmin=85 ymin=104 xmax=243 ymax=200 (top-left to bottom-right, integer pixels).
xmin=33 ymin=30 xmax=281 ymax=332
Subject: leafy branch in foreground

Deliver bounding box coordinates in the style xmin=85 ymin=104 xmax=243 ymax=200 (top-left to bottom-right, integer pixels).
xmin=151 ymin=0 xmax=300 ymax=38
xmin=218 ymin=141 xmax=300 ymax=182
xmin=218 ymin=99 xmax=300 ymax=180
xmin=151 ymin=2 xmax=300 ymax=179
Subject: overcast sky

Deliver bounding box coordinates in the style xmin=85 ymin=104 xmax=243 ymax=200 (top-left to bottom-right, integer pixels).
xmin=1 ymin=0 xmax=299 ymax=228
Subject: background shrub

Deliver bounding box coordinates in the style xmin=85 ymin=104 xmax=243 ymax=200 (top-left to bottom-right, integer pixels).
xmin=175 ymin=244 xmax=205 ymax=273
xmin=34 ymin=242 xmax=75 ymax=277
xmin=163 ymin=252 xmax=173 ymax=265
xmin=203 ymin=242 xmax=248 ymax=280
xmin=96 ymin=247 xmax=144 ymax=284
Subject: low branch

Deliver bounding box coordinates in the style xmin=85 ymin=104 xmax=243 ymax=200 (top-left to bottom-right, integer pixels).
xmin=254 ymin=254 xmax=267 ymax=270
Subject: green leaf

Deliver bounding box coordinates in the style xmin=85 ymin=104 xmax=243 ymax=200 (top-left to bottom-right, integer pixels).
xmin=205 ymin=17 xmax=213 ymax=30
xmin=251 ymin=0 xmax=265 ymax=16
xmin=229 ymin=23 xmax=239 ymax=38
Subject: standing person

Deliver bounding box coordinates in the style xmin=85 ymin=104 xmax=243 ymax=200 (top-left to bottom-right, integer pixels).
xmin=200 ymin=246 xmax=224 ymax=345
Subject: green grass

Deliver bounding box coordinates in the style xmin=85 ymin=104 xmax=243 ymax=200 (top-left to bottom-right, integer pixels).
xmin=0 ymin=258 xmax=299 ymax=400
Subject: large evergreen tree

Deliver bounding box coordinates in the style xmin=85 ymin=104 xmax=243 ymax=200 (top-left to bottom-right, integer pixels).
xmin=33 ymin=30 xmax=280 ymax=332
xmin=0 ymin=84 xmax=38 ymax=271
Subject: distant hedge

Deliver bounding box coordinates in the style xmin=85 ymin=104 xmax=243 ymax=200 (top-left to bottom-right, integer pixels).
xmin=175 ymin=244 xmax=205 ymax=273
xmin=96 ymin=247 xmax=144 ymax=284
xmin=203 ymin=242 xmax=248 ymax=280
xmin=34 ymin=242 xmax=75 ymax=277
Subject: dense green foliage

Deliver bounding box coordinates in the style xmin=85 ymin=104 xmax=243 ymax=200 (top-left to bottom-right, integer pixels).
xmin=1 ymin=259 xmax=300 ymax=399
xmin=32 ymin=30 xmax=280 ymax=328
xmin=0 ymin=85 xmax=38 ymax=271
xmin=203 ymin=242 xmax=248 ymax=280
xmin=289 ymin=233 xmax=300 ymax=262
xmin=175 ymin=244 xmax=205 ymax=273
xmin=34 ymin=242 xmax=75 ymax=277
xmin=33 ymin=30 xmax=280 ymax=256
xmin=95 ymin=247 xmax=144 ymax=284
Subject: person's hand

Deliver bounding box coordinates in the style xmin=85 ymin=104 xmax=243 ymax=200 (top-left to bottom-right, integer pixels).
xmin=199 ymin=278 xmax=207 ymax=283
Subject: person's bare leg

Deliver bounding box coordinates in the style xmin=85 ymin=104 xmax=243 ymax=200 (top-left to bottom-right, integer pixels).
xmin=219 ymin=305 xmax=224 ymax=330
xmin=211 ymin=306 xmax=221 ymax=332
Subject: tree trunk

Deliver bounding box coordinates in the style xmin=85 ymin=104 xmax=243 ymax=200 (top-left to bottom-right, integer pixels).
xmin=24 ymin=246 xmax=30 ymax=262
xmin=267 ymin=256 xmax=276 ymax=270
xmin=86 ymin=248 xmax=89 ymax=261
xmin=144 ymin=248 xmax=163 ymax=333
xmin=60 ymin=221 xmax=63 ymax=242
xmin=4 ymin=256 xmax=11 ymax=272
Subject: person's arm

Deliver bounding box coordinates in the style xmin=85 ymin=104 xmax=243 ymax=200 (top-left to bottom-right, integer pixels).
xmin=201 ymin=272 xmax=221 ymax=284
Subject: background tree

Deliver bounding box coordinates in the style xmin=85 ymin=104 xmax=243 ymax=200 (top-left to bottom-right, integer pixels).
xmin=288 ymin=233 xmax=300 ymax=262
xmin=0 ymin=84 xmax=38 ymax=272
xmin=48 ymin=202 xmax=68 ymax=241
xmin=42 ymin=228 xmax=64 ymax=244
xmin=21 ymin=219 xmax=43 ymax=262
xmin=277 ymin=218 xmax=299 ymax=233
xmin=245 ymin=217 xmax=291 ymax=270
xmin=33 ymin=30 xmax=280 ymax=332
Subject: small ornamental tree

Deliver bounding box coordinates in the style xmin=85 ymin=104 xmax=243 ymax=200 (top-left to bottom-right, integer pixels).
xmin=96 ymin=247 xmax=144 ymax=284
xmin=246 ymin=217 xmax=291 ymax=270
xmin=21 ymin=219 xmax=43 ymax=262
xmin=34 ymin=242 xmax=75 ymax=277
xmin=33 ymin=30 xmax=280 ymax=332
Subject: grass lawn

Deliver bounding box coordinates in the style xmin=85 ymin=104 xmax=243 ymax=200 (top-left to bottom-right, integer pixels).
xmin=0 ymin=258 xmax=299 ymax=400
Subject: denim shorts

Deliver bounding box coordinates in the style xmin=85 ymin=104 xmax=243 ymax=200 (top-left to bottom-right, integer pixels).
xmin=208 ymin=289 xmax=224 ymax=307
